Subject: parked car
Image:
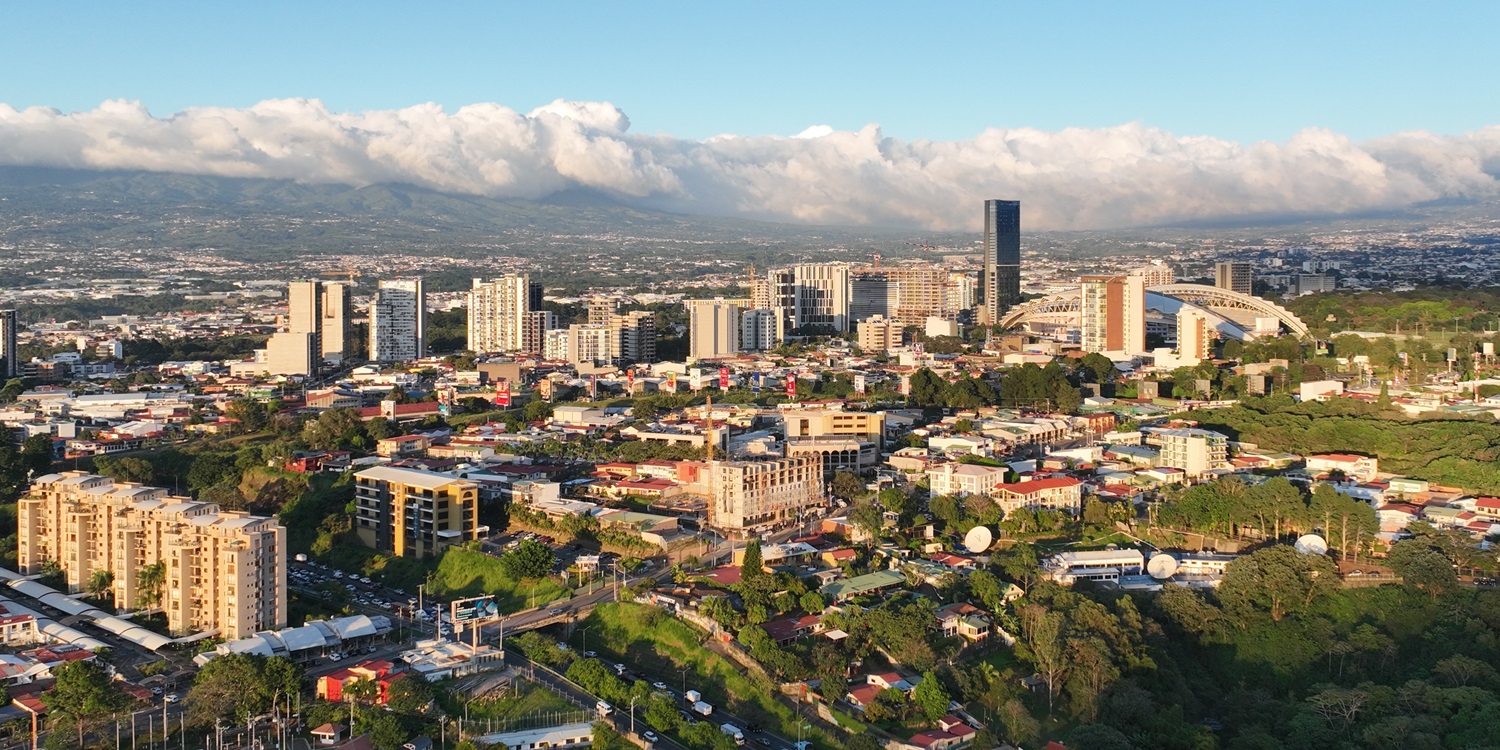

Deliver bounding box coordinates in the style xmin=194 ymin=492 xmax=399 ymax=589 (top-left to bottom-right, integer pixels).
xmin=164 ymin=694 xmax=180 ymax=704
xmin=643 ymin=732 xmax=659 ymax=743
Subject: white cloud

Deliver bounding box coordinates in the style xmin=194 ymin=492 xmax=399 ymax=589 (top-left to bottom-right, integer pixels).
xmin=1 ymin=98 xmax=1497 ymax=231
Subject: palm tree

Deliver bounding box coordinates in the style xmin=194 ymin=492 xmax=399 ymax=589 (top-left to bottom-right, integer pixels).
xmin=137 ymin=562 xmax=166 ymax=610
xmin=84 ymin=569 xmax=114 ymax=604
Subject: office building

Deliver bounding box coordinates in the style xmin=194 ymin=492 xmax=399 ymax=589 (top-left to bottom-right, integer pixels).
xmin=1214 ymin=262 xmax=1254 ymax=295
xmin=1292 ymin=274 xmax=1336 ymax=296
xmin=789 ymin=263 xmax=852 ymax=332
xmin=353 ymin=466 xmax=484 ymax=558
xmin=468 ymin=276 xmax=531 ymax=354
xmin=521 ymin=311 xmax=558 ymax=355
xmin=688 ymin=299 xmax=746 ymax=360
xmin=1177 ymin=307 xmax=1214 ymax=362
xmin=851 ymin=266 xmax=959 ymax=327
xmin=740 ymin=309 xmax=783 ymax=352
xmin=856 ymin=316 xmax=903 ymax=353
xmin=0 ymin=309 xmax=16 ymax=378
xmin=1080 ymin=274 xmax=1146 ymax=355
xmin=981 ymin=200 xmax=1022 ymax=324
xmin=706 ymin=456 xmax=825 ymax=534
xmin=321 ymin=283 xmax=353 ymax=364
xmin=782 ymin=409 xmax=885 ymax=446
xmin=18 ymin=471 xmax=287 ymax=639
xmin=369 ymin=279 xmax=426 ymax=362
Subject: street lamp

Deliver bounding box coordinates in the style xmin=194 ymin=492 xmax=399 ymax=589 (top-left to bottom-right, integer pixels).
xmin=581 ymin=626 xmax=592 ymax=656
xmin=679 ymin=667 xmax=689 ymax=697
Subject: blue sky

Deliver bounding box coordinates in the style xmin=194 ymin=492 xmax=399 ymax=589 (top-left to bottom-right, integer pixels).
xmin=4 ymin=1 xmax=1497 ymax=144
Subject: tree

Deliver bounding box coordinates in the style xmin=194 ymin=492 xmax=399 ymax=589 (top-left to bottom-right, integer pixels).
xmin=799 ymin=591 xmax=825 ymax=614
xmin=343 ymin=678 xmax=379 ymax=704
xmin=42 ymin=660 xmax=130 ymax=748
xmin=384 ymin=674 xmax=436 ymax=714
xmin=137 ymin=561 xmax=167 ymax=610
xmin=224 ymin=398 xmax=270 ymax=433
xmin=499 ymin=539 xmax=556 ymax=580
xmin=186 ymin=653 xmax=302 ymax=728
xmin=848 ymin=502 xmax=884 ymax=542
xmin=998 ymin=698 xmax=1040 ymax=746
xmin=740 ymin=538 xmax=765 ymax=581
xmin=1219 ymin=545 xmax=1339 ymax=622
xmin=93 ymin=455 xmax=156 ymax=484
xmin=830 ymin=471 xmax=865 ymax=500
xmin=1386 ymin=539 xmax=1458 ymax=599
xmin=908 ymin=369 xmax=946 ymax=407
xmin=913 ymin=670 xmax=952 ymax=722
xmin=84 ymin=569 xmax=114 ymax=604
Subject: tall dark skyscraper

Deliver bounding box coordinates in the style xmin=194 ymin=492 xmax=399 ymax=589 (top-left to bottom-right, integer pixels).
xmin=0 ymin=309 xmax=16 ymax=378
xmin=981 ymin=199 xmax=1021 ymax=324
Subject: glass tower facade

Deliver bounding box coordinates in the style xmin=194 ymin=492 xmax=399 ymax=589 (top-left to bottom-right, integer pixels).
xmin=982 ymin=199 xmax=1021 ymax=324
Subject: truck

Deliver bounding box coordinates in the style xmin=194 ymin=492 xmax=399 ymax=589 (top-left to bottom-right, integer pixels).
xmin=596 ymin=701 xmax=614 ymax=717
xmin=692 ymin=701 xmax=713 ymax=717
xmin=719 ymin=724 xmax=745 ymax=745
xmin=685 ymin=690 xmax=702 ymax=704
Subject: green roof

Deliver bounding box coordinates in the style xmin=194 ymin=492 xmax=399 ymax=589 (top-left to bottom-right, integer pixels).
xmin=820 ymin=569 xmax=906 ymax=600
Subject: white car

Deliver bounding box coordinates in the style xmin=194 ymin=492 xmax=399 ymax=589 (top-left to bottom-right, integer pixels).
xmin=163 ymin=694 xmax=180 ymax=704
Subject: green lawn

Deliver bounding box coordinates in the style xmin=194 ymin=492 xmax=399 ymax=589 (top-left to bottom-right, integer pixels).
xmin=576 ymin=602 xmax=831 ymax=746
xmin=428 ymin=548 xmax=569 ymax=612
xmin=452 ymin=681 xmax=581 ymax=723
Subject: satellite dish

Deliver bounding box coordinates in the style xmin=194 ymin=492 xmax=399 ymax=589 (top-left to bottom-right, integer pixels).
xmin=964 ymin=526 xmax=993 ymax=554
xmin=1294 ymin=534 xmax=1329 ymax=555
xmin=1146 ymin=554 xmax=1179 ymax=580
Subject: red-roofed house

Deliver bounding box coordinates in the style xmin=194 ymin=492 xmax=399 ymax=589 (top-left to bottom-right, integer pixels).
xmin=822 ymin=548 xmax=858 ymax=567
xmin=699 ymin=566 xmax=742 ymax=587
xmin=937 ymin=717 xmax=975 ymax=739
xmin=934 ymin=602 xmax=992 ymax=641
xmin=1307 ymin=454 xmax=1379 ymax=483
xmin=991 ymin=477 xmax=1083 ymax=515
xmin=908 ymin=731 xmax=961 ymax=750
xmin=846 ymin=684 xmax=882 ymax=710
xmin=1377 ymin=503 xmax=1422 ymax=532
xmin=1476 ymin=497 xmax=1500 ymax=521
xmin=760 ymin=614 xmax=824 ymax=647
xmin=929 ymin=552 xmax=976 ymax=571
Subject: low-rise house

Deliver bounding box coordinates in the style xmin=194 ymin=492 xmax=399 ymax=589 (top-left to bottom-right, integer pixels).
xmin=934 ymin=602 xmax=991 ymax=641
xmin=1306 ymin=453 xmax=1379 ymax=483
xmin=761 ymin=614 xmax=824 ymax=647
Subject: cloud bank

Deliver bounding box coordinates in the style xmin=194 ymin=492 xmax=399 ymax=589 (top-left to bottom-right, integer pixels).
xmin=2 ymin=98 xmax=1499 ymax=231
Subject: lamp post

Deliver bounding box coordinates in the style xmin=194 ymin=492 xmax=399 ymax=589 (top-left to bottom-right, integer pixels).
xmin=679 ymin=667 xmax=689 ymax=697
xmin=630 ymin=695 xmax=638 ymax=737
xmin=581 ymin=626 xmax=592 ymax=656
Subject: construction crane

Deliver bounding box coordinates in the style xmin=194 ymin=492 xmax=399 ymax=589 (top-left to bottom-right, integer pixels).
xmin=318 ymin=269 xmax=359 ymax=285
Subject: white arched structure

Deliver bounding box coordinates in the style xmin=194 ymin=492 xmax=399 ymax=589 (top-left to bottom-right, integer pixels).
xmin=998 ymin=283 xmax=1310 ymax=341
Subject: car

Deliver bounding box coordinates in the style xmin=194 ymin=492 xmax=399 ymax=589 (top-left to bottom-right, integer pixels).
xmin=613 ymin=663 xmax=627 ymax=674
xmin=163 ymin=694 xmax=180 ymax=704
xmin=1348 ymin=570 xmax=1365 ymax=577
xmin=643 ymin=732 xmax=659 ymax=743
xmin=366 ymin=645 xmax=379 ymax=654
xmin=329 ymin=653 xmax=343 ymax=661
xmin=652 ymin=682 xmax=668 ymax=690
xmin=584 ymin=650 xmax=597 ymax=658
xmin=755 ymin=739 xmax=772 ymax=748
xmin=150 ymin=687 xmax=163 ymax=696
xmin=549 ymin=608 xmax=564 ymax=615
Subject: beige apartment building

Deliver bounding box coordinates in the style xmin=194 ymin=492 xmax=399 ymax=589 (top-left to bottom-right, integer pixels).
xmin=1151 ymin=428 xmax=1229 ymax=478
xmin=353 ymin=466 xmax=484 ymax=558
xmin=17 ymin=472 xmax=287 ymax=639
xmin=705 ymin=456 xmax=825 ymax=534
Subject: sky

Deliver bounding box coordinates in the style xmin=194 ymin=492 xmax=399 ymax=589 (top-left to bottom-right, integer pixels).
xmin=2 ymin=2 xmax=1499 ymax=231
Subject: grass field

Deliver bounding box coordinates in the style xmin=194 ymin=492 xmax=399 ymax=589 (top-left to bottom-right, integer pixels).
xmin=575 ymin=602 xmax=831 ymax=745
xmin=428 ymin=548 xmax=569 ymax=612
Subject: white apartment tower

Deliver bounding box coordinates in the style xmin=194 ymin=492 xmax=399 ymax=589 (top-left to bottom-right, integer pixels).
xmin=740 ymin=308 xmax=783 ymax=352
xmin=468 ymin=275 xmax=532 ymax=353
xmin=1177 ymin=307 xmax=1214 ymax=362
xmin=369 ymin=279 xmax=426 ymax=362
xmin=285 ymin=281 xmax=351 ymax=365
xmin=790 ymin=263 xmax=852 ymax=332
xmin=689 ymin=299 xmax=746 ymax=361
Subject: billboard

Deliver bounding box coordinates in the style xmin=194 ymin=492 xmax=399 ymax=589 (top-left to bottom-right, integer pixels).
xmin=451 ymin=595 xmax=501 ymax=623
xmin=494 ymin=380 xmax=512 ymax=407
xmin=752 ymin=372 xmax=762 ymax=394
xmin=785 ymin=373 xmax=797 ymax=398
xmin=718 ymin=366 xmax=730 ymax=389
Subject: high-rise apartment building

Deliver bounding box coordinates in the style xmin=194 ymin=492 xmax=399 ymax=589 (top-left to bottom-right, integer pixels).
xmin=369 ymin=279 xmax=426 ymax=362
xmin=265 ymin=331 xmax=317 ymax=376
xmin=285 ymin=281 xmax=351 ymax=366
xmin=1130 ymin=262 xmax=1175 ymax=288
xmin=521 ymin=311 xmax=558 ymax=355
xmin=610 ymin=310 xmax=657 ymax=365
xmin=850 ymin=266 xmax=959 ymax=327
xmin=981 ymin=200 xmax=1022 ymax=324
xmin=1177 ymin=307 xmax=1214 ymax=362
xmin=1153 ymin=428 xmax=1229 ymax=478
xmin=740 ymin=309 xmax=783 ymax=353
xmin=0 ymin=309 xmax=17 ymax=378
xmin=856 ymin=316 xmax=903 ymax=353
xmin=321 ymin=283 xmax=353 ymax=364
xmin=688 ymin=299 xmax=747 ymax=361
xmin=1214 ymin=262 xmax=1254 ymax=295
xmin=947 ymin=272 xmax=977 ymax=315
xmin=1080 ymin=274 xmax=1146 ymax=355
xmin=352 ymin=466 xmax=483 ymax=558
xmin=286 ymin=281 xmax=323 ymax=357
xmin=468 ymin=276 xmax=531 ymax=354
xmin=566 ymin=324 xmax=615 ymax=367
xmin=706 ymin=456 xmax=825 ymax=534
xmin=18 ymin=472 xmax=287 ymax=639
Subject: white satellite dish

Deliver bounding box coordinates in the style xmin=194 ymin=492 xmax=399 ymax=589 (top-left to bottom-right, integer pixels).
xmin=964 ymin=526 xmax=993 ymax=554
xmin=1294 ymin=534 xmax=1329 ymax=555
xmin=1146 ymin=554 xmax=1179 ymax=580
